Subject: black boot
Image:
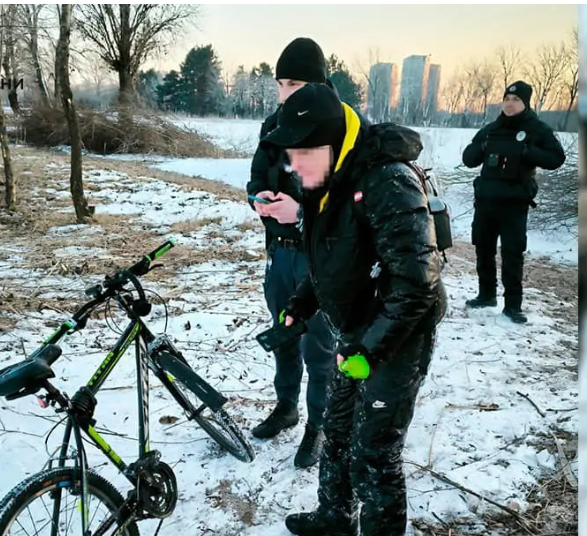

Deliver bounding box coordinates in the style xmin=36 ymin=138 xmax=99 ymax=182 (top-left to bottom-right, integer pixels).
xmin=504 ymin=296 xmax=527 ymax=324
xmin=252 ymin=402 xmax=299 ymax=439
xmin=465 ymin=295 xmax=497 ymax=308
xmin=294 ymin=423 xmax=325 ymax=468
xmin=503 ymin=307 xmax=527 ymax=324
xmin=285 ymin=509 xmax=358 ymax=536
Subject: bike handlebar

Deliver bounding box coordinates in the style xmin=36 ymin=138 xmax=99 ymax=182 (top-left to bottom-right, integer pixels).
xmin=128 ymin=239 xmax=177 ymax=278
xmin=83 ymin=238 xmax=177 ymax=319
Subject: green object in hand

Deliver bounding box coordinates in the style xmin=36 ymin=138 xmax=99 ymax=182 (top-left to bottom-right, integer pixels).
xmin=339 ymin=354 xmax=370 ymax=380
xmin=279 ymin=309 xmax=286 ymax=324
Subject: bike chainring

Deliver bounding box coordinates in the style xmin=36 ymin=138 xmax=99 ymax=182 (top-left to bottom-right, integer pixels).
xmin=137 ymin=460 xmax=178 ymax=519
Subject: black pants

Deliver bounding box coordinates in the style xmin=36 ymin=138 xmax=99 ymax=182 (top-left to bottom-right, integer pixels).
xmin=316 ymin=330 xmax=436 ymax=536
xmin=263 ymin=244 xmax=335 ymax=427
xmin=471 ymin=200 xmax=529 ymax=310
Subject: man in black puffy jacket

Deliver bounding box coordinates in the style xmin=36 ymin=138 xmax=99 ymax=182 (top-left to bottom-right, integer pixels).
xmin=261 ymin=83 xmax=446 ymax=536
xmin=462 ymin=81 xmax=566 ymax=323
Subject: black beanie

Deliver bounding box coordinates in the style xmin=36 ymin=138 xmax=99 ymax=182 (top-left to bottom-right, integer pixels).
xmin=275 ymin=37 xmax=327 ymax=83
xmin=504 ymin=80 xmax=533 ymax=109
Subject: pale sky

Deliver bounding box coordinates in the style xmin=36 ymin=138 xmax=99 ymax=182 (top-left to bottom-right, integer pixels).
xmin=150 ymin=4 xmax=577 ymax=84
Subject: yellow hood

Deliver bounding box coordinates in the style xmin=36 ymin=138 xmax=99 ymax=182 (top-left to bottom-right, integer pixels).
xmin=319 ymin=103 xmax=362 ymax=213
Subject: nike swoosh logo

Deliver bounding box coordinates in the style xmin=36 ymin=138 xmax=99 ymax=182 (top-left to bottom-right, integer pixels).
xmin=297 ymin=110 xmax=309 ymax=116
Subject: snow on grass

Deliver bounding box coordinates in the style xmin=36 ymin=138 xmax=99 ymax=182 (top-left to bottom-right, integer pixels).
xmin=0 ymin=151 xmax=578 ymax=534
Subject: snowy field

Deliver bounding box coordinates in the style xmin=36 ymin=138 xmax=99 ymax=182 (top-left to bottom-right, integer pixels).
xmin=158 ymin=116 xmax=578 ymax=265
xmin=0 ymin=118 xmax=579 ymax=535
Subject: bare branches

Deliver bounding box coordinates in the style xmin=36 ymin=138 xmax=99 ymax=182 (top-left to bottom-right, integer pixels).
xmin=524 ymin=42 xmax=570 ymax=114
xmin=466 ymin=60 xmax=499 ymax=120
xmin=496 ymin=45 xmax=524 ymax=88
xmin=74 ymin=5 xmax=199 ymax=112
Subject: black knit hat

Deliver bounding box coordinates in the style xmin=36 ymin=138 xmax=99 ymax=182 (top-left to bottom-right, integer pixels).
xmin=504 ymin=80 xmax=533 ymax=109
xmin=261 ymin=83 xmax=345 ymax=150
xmin=275 ymin=37 xmax=327 ymax=83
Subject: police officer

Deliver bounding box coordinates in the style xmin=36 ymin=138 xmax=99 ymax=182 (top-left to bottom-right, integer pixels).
xmin=246 ymin=38 xmax=335 ymax=468
xmin=463 ymin=81 xmax=566 ymax=323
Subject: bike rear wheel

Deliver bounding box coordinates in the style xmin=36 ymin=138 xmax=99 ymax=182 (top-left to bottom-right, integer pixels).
xmin=0 ymin=467 xmax=140 ymax=536
xmin=157 ymin=352 xmax=255 ymax=463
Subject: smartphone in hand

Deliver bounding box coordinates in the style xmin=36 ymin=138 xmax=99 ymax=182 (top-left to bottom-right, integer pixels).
xmin=248 ymin=194 xmax=275 ymax=205
xmin=256 ymin=321 xmax=307 ymax=352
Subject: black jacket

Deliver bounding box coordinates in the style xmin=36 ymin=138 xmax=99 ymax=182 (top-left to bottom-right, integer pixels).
xmin=288 ymin=105 xmax=446 ymax=362
xmin=247 ymin=108 xmax=303 ymax=246
xmin=462 ymin=109 xmax=566 ymax=203
xmin=246 ymin=80 xmax=344 ymax=247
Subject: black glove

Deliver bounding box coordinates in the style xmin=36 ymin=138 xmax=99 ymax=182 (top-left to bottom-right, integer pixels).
xmin=280 ymin=301 xmax=306 ymax=325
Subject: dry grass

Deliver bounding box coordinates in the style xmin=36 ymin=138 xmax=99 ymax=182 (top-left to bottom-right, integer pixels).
xmin=16 ymin=106 xmax=241 ymax=159
xmin=234 ymin=220 xmax=262 ymax=233
xmin=170 ymin=216 xmax=223 ymax=235
xmin=96 ymin=159 xmax=246 ymax=203
xmin=412 ymin=432 xmax=577 ymax=536
xmin=0 ymin=145 xmax=259 ymax=330
xmin=205 ymin=479 xmax=258 ymax=526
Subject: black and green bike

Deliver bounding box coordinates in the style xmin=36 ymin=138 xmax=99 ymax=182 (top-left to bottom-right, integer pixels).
xmin=0 ymin=239 xmax=255 ymax=536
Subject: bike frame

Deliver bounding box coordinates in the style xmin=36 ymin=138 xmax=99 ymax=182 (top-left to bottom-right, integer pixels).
xmin=43 ymin=304 xmax=167 ymax=536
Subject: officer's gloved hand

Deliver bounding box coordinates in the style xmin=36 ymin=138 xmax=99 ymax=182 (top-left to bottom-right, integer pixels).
xmin=337 ymin=344 xmax=371 ymax=380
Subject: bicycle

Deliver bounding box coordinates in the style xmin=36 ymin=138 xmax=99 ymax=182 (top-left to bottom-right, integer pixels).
xmin=0 ymin=239 xmax=255 ymax=536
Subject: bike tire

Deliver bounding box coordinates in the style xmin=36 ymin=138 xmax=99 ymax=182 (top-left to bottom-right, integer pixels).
xmin=158 ymin=352 xmax=255 ymax=463
xmin=0 ymin=467 xmax=140 ymax=536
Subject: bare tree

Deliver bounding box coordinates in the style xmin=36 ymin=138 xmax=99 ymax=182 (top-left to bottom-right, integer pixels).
xmin=75 ymin=5 xmax=198 ymax=119
xmin=17 ymin=4 xmax=52 ymax=107
xmin=495 ymin=45 xmax=523 ymax=89
xmin=441 ymin=72 xmax=464 ymax=118
xmin=559 ymin=28 xmax=579 ymax=131
xmin=56 ymin=4 xmax=92 ymax=223
xmin=525 ymin=42 xmax=570 ymax=114
xmin=469 ymin=60 xmax=499 ymax=122
xmin=353 ymin=47 xmax=392 ymax=122
xmin=1 ymin=5 xmax=21 ymax=113
xmin=0 ymin=6 xmax=15 ymax=210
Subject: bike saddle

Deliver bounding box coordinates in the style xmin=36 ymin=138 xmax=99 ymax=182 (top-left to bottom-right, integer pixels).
xmin=0 ymin=344 xmax=62 ymax=400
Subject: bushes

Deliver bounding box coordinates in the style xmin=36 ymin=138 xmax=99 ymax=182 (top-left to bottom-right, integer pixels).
xmin=17 ymin=106 xmax=232 ymax=158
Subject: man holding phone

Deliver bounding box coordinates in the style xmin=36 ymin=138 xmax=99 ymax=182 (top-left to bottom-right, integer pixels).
xmin=246 ymin=37 xmax=335 ymax=469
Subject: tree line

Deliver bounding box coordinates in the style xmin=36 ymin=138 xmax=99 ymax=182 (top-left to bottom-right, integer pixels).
xmin=0 ymin=4 xmax=577 ymax=132
xmin=438 ymin=33 xmax=578 ymax=130
xmin=135 ymin=46 xmax=363 ymax=118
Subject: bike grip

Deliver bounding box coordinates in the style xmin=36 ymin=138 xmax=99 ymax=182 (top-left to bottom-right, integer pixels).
xmin=145 ymin=239 xmax=177 ymax=263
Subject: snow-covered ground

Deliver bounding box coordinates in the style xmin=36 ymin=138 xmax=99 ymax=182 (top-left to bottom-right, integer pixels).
xmin=151 ymin=117 xmax=578 ymax=266
xmin=0 ymin=120 xmax=578 ymax=535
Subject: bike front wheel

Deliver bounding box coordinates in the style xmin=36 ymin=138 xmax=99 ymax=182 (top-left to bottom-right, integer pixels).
xmin=0 ymin=467 xmax=140 ymax=536
xmin=157 ymin=352 xmax=255 ymax=463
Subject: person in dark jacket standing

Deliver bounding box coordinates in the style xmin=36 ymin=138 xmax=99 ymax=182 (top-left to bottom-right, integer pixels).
xmin=462 ymin=81 xmax=566 ymax=323
xmin=261 ymin=84 xmax=446 ymax=536
xmin=246 ymin=38 xmax=335 ymax=468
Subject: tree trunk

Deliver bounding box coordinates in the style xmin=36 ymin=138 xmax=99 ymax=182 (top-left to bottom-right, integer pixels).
xmin=561 ymin=89 xmax=577 ymax=132
xmin=0 ymin=105 xmax=16 ymax=210
xmin=1 ymin=7 xmax=19 ymax=114
xmin=28 ymin=7 xmax=51 ymax=107
xmin=117 ymin=4 xmax=135 ymax=123
xmin=57 ymin=4 xmax=92 ymax=223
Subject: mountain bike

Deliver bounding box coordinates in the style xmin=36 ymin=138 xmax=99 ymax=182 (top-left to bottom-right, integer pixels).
xmin=0 ymin=239 xmax=255 ymax=535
